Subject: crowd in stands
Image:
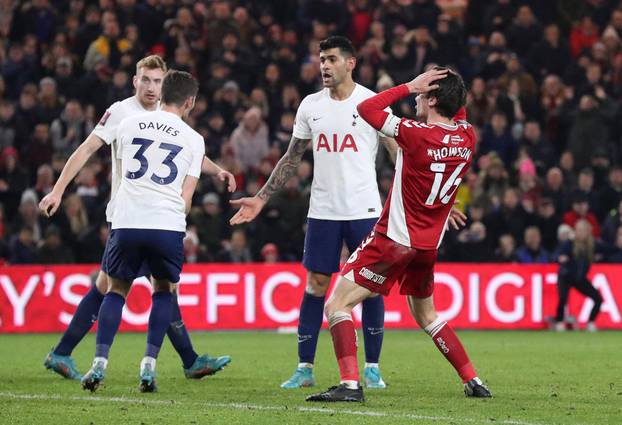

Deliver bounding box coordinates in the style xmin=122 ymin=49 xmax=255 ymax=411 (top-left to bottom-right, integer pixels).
xmin=2 ymin=0 xmax=622 ymax=266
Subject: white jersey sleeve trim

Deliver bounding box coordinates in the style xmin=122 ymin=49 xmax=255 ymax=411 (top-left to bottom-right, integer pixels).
xmin=380 ymin=113 xmax=401 ymax=138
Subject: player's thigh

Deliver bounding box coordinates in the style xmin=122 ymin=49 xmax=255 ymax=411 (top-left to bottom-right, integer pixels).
xmin=303 ymin=218 xmax=345 ymax=276
xmin=325 ymin=275 xmax=374 ymax=315
xmin=145 ymin=230 xmax=185 ymax=284
xmin=340 ymin=231 xmax=414 ymax=296
xmin=343 ymin=217 xmax=377 ymax=253
xmin=105 ymin=228 xmax=145 ymax=284
xmin=99 ymin=224 xmax=114 ymax=277
xmin=398 ymin=249 xmax=438 ymax=298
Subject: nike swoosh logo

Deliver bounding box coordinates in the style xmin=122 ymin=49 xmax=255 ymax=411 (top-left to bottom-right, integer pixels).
xmin=312 ymin=117 xmax=322 ymax=121
xmin=298 ymin=335 xmax=312 ymax=343
xmin=368 ymin=328 xmax=384 ymax=335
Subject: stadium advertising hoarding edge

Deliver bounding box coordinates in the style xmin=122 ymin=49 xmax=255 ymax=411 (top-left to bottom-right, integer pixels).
xmin=0 ymin=263 xmax=621 ymax=332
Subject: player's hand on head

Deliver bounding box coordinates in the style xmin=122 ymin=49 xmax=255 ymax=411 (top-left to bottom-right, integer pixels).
xmin=406 ymin=68 xmax=449 ymax=94
xmin=217 ymin=170 xmax=236 ymax=193
xmin=229 ymin=196 xmax=265 ymax=225
xmin=39 ymin=192 xmax=62 ymax=218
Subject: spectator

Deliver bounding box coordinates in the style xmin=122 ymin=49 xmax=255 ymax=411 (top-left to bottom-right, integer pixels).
xmin=494 ymin=233 xmax=518 ymax=262
xmin=562 ymin=192 xmax=601 ymax=238
xmin=527 ymin=24 xmax=571 ymax=79
xmin=36 ymin=225 xmax=75 ymax=264
xmin=218 ymin=228 xmax=253 ymax=263
xmin=84 ymin=15 xmax=131 ymax=70
xmin=598 ymin=166 xmax=622 ymax=219
xmin=516 ymin=226 xmax=550 ymax=263
xmin=485 ymin=187 xmax=531 ymax=246
xmin=50 ymin=100 xmax=88 ymax=155
xmin=230 ymin=107 xmax=269 ymax=172
xmin=191 ymin=192 xmax=229 ymax=259
xmin=9 ymin=225 xmax=36 ymax=264
xmin=535 ymin=197 xmax=561 ymax=252
xmin=0 ymin=147 xmax=29 ymax=218
xmin=479 ymin=111 xmax=518 ymax=167
xmin=601 ymin=199 xmax=622 ymax=245
xmin=567 ymin=95 xmax=611 ymax=169
xmin=572 ymin=167 xmax=600 ymax=214
xmin=569 ymin=16 xmax=600 ymax=58
xmin=455 ymin=221 xmax=490 ymax=262
xmin=507 ymin=5 xmax=542 ymax=57
xmin=605 ymin=226 xmax=622 ymax=262
xmin=260 ymin=243 xmax=280 ymax=263
xmin=519 ymin=120 xmax=556 ymax=172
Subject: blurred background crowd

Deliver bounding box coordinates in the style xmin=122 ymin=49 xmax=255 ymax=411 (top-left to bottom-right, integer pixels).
xmin=2 ymin=0 xmax=622 ymax=266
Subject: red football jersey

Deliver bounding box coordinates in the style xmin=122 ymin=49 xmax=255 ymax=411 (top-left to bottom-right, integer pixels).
xmin=374 ymin=118 xmax=476 ymax=249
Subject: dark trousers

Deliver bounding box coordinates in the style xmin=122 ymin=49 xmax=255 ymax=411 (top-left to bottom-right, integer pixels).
xmin=555 ymin=277 xmax=603 ymax=322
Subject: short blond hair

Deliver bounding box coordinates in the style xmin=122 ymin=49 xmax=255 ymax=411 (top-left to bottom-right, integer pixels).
xmin=136 ymin=55 xmax=167 ymax=73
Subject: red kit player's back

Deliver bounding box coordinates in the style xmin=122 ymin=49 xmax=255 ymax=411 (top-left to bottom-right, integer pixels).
xmin=374 ymin=118 xmax=476 ymax=249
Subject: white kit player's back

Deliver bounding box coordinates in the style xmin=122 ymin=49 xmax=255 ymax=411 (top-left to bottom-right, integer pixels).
xmin=112 ymin=110 xmax=205 ymax=232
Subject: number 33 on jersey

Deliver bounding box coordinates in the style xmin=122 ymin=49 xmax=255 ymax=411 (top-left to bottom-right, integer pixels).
xmin=374 ymin=118 xmax=475 ymax=250
xmin=112 ymin=110 xmax=205 ymax=232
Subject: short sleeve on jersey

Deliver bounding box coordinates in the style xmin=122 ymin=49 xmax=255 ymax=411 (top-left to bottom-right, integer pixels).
xmin=292 ymin=99 xmax=312 ymax=140
xmin=188 ymin=136 xmax=205 ymax=178
xmin=92 ymin=102 xmax=122 ymax=145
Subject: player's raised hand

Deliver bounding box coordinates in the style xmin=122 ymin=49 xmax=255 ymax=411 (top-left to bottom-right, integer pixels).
xmin=448 ymin=205 xmax=467 ymax=230
xmin=229 ymin=196 xmax=266 ymax=225
xmin=406 ymin=68 xmax=449 ymax=94
xmin=39 ymin=191 xmax=62 ymax=217
xmin=217 ymin=170 xmax=236 ymax=193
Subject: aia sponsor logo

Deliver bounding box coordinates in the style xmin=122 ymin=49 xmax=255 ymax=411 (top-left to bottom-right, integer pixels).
xmin=316 ymin=133 xmax=358 ymax=152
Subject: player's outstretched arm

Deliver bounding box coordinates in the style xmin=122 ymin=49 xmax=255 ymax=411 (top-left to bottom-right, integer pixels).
xmin=229 ymin=135 xmax=310 ymax=225
xmin=182 ymin=175 xmax=200 ymax=214
xmin=201 ymin=156 xmax=236 ymax=192
xmin=39 ymin=133 xmax=105 ymax=217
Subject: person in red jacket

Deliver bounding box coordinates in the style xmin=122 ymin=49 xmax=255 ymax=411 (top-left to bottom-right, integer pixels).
xmin=563 ymin=192 xmax=601 ymax=238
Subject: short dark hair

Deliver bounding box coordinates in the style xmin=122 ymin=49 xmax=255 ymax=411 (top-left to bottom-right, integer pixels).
xmin=161 ymin=70 xmax=199 ymax=107
xmin=319 ymin=36 xmax=355 ymax=57
xmin=427 ymin=66 xmax=467 ymax=119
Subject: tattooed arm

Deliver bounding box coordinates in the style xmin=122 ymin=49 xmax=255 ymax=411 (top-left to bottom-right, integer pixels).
xmin=230 ymin=135 xmax=311 ymax=225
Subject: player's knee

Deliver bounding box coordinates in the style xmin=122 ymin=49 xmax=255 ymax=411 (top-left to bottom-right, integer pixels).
xmin=152 ymin=279 xmax=173 ymax=293
xmin=306 ymin=272 xmax=331 ymax=297
xmin=108 ymin=280 xmax=130 ymax=297
xmin=95 ymin=271 xmax=109 ymax=295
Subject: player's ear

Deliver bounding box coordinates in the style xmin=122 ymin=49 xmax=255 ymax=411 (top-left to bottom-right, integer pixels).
xmin=346 ymin=55 xmax=356 ymax=72
xmin=132 ymin=75 xmax=138 ymax=90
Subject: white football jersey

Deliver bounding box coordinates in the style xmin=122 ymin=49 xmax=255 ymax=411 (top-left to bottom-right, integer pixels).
xmin=91 ymin=96 xmax=158 ymax=222
xmin=293 ymin=84 xmax=385 ymax=220
xmin=112 ymin=110 xmax=205 ymax=232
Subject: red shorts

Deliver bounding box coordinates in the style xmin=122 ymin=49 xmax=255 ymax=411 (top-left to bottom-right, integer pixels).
xmin=339 ymin=231 xmax=437 ymax=298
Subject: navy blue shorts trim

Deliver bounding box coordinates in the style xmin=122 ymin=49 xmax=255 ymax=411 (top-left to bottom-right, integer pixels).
xmin=302 ymin=217 xmax=377 ymax=275
xmin=106 ymin=228 xmax=184 ymax=283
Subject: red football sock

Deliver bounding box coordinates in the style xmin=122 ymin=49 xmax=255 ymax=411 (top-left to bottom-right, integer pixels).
xmin=328 ymin=312 xmax=359 ymax=383
xmin=425 ymin=318 xmax=477 ymax=383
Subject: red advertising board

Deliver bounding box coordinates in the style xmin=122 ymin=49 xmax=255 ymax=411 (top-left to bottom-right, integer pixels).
xmin=1 ymin=263 xmax=621 ymax=332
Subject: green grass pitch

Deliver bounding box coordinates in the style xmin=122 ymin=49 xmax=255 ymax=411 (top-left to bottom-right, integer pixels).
xmin=1 ymin=330 xmax=620 ymax=425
